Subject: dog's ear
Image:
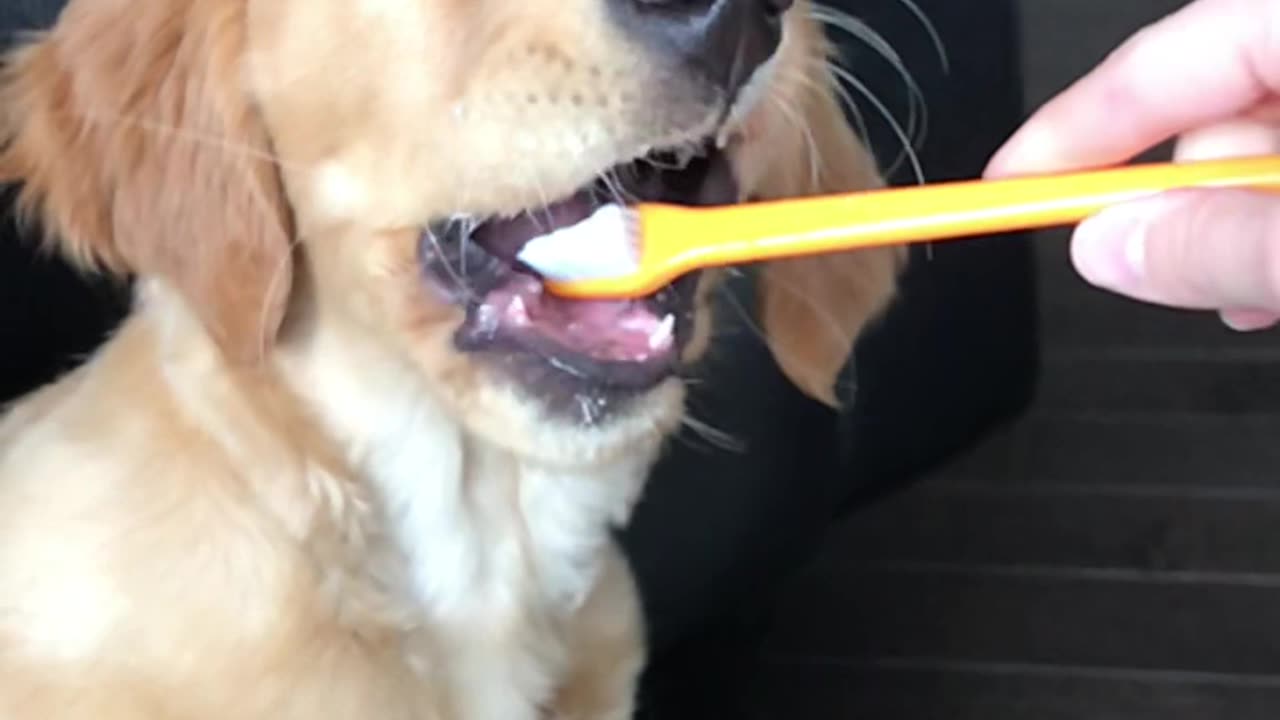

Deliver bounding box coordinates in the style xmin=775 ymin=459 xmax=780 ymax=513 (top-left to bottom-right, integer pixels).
xmin=0 ymin=0 xmax=294 ymax=363
xmin=739 ymin=25 xmax=905 ymax=407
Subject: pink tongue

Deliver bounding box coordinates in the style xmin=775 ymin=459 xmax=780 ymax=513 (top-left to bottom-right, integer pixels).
xmin=482 ymin=276 xmax=673 ymax=363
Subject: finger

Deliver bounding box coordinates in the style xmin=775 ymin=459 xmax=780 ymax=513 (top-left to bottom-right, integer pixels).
xmin=987 ymin=0 xmax=1280 ymax=176
xmin=1173 ymin=118 xmax=1280 ymax=161
xmin=1069 ymin=188 xmax=1280 ymax=311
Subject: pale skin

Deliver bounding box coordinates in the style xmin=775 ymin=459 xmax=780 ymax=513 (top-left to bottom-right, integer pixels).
xmin=986 ymin=0 xmax=1280 ymax=331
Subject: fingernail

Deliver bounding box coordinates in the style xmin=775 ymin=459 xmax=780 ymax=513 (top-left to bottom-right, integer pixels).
xmin=1220 ymin=309 xmax=1280 ymax=332
xmin=1072 ymin=204 xmax=1151 ymax=291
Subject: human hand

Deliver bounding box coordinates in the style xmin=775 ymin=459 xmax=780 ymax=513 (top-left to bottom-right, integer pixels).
xmin=986 ymin=0 xmax=1280 ymax=331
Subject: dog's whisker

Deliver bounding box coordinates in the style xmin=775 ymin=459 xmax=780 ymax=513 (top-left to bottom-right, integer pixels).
xmin=425 ymin=228 xmax=481 ymax=305
xmin=777 ymin=66 xmax=872 ymax=148
xmin=457 ymin=216 xmax=476 ymax=281
xmin=823 ymin=62 xmax=924 ymax=186
xmin=596 ymin=169 xmax=631 ymax=208
xmin=810 ymin=1 xmax=943 ymax=112
xmin=828 ymin=54 xmax=928 ymax=178
xmin=801 ymin=54 xmax=935 ymax=257
xmin=677 ymin=412 xmax=746 ymax=454
xmin=510 ymin=164 xmax=558 ymax=238
xmin=808 ymin=4 xmax=934 ymax=156
xmin=890 ymin=0 xmax=950 ymax=73
xmin=808 ymin=7 xmax=925 ymax=123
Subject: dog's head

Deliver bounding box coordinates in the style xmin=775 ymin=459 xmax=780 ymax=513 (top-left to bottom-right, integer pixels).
xmin=0 ymin=0 xmax=900 ymax=462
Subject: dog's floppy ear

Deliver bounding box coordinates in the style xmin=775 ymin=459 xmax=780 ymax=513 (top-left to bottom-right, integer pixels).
xmin=0 ymin=0 xmax=294 ymax=363
xmin=739 ymin=26 xmax=905 ymax=407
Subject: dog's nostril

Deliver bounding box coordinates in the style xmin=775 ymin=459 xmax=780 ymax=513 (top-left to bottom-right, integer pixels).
xmin=615 ymin=0 xmax=788 ymax=98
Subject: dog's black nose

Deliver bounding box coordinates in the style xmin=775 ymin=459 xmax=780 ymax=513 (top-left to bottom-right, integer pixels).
xmin=617 ymin=0 xmax=792 ymax=98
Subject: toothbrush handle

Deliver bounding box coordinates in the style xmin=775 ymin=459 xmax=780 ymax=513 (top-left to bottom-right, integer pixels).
xmin=648 ymin=154 xmax=1280 ymax=273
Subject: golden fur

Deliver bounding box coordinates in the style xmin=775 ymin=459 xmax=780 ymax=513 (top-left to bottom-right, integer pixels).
xmin=0 ymin=0 xmax=903 ymax=717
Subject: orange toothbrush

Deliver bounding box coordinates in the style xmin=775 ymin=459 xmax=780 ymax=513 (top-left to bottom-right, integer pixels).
xmin=516 ymin=154 xmax=1280 ymax=300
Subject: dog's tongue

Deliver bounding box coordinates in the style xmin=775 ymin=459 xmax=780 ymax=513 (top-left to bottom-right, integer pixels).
xmin=478 ymin=276 xmax=673 ymax=363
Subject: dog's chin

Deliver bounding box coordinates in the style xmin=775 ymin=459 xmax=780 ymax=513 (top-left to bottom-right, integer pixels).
xmin=454 ymin=374 xmax=688 ymax=466
xmin=417 ymin=136 xmax=738 ymax=427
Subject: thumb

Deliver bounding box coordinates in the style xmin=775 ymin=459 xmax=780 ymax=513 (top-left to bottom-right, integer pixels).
xmin=1070 ymin=188 xmax=1280 ymax=319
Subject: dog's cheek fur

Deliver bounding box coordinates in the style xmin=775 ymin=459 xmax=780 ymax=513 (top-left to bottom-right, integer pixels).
xmin=0 ymin=0 xmax=294 ymax=364
xmin=736 ymin=12 xmax=906 ymax=407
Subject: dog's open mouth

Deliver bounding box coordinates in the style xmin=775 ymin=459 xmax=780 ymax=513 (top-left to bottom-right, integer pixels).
xmin=420 ymin=139 xmax=738 ymax=391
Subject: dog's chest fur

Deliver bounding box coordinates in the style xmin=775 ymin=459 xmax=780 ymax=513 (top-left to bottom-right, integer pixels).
xmin=287 ymin=329 xmax=649 ymax=719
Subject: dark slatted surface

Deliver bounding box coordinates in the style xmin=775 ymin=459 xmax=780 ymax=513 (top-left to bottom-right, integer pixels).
xmin=754 ymin=0 xmax=1280 ymax=716
xmin=755 ymin=239 xmax=1280 ymax=717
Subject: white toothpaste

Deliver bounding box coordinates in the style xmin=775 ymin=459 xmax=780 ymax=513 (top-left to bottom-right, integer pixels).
xmin=516 ymin=204 xmax=638 ymax=282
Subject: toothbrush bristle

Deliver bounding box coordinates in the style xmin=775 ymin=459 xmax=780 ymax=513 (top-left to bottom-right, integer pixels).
xmin=516 ymin=204 xmax=640 ymax=282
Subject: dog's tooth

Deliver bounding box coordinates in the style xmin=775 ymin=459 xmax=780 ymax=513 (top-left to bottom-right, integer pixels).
xmin=507 ymin=296 xmax=530 ymax=325
xmin=648 ymin=314 xmax=675 ymax=351
xmin=474 ymin=304 xmax=500 ymax=335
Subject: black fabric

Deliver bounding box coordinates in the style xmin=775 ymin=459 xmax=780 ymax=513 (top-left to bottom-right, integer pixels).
xmin=0 ymin=194 xmax=129 ymax=402
xmin=0 ymin=0 xmax=1038 ymax=714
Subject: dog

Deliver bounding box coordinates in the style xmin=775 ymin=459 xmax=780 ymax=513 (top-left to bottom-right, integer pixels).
xmin=0 ymin=0 xmax=902 ymax=717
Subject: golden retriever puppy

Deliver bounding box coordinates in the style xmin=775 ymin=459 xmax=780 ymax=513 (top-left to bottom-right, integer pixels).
xmin=0 ymin=0 xmax=902 ymax=717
